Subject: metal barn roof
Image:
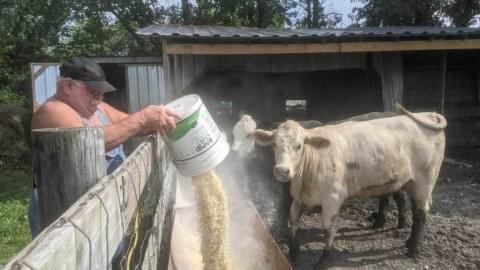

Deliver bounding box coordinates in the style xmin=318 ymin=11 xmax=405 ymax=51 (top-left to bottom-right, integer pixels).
xmin=137 ymin=24 xmax=480 ymax=42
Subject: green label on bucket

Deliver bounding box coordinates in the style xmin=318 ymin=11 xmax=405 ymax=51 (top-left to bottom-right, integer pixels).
xmin=167 ymin=108 xmax=200 ymax=142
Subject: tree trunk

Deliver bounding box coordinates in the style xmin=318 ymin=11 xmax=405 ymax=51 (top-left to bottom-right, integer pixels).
xmin=181 ymin=0 xmax=192 ymax=24
xmin=306 ymin=0 xmax=312 ymax=28
xmin=257 ymin=0 xmax=266 ymax=28
xmin=312 ymin=0 xmax=319 ymax=28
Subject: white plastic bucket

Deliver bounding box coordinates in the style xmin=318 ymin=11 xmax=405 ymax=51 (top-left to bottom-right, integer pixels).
xmin=164 ymin=94 xmax=230 ymax=177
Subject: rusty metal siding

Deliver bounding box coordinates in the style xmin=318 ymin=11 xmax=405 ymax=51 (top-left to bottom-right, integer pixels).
xmin=126 ymin=65 xmax=165 ymax=112
xmin=32 ymin=64 xmax=60 ymax=107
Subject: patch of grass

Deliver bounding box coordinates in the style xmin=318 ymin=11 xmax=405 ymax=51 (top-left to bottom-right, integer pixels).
xmin=0 ymin=170 xmax=32 ymax=264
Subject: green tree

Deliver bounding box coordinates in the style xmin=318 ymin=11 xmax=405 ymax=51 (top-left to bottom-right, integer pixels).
xmin=193 ymin=0 xmax=296 ymax=27
xmin=0 ymin=0 xmax=72 ymax=102
xmin=351 ymin=0 xmax=444 ymax=26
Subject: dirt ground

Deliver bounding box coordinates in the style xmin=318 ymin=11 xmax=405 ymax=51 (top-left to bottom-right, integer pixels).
xmin=288 ymin=147 xmax=480 ymax=270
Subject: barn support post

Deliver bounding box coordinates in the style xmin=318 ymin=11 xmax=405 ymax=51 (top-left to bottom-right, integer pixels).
xmin=439 ymin=51 xmax=447 ymax=114
xmin=373 ymin=52 xmax=404 ymax=112
xmin=31 ymin=127 xmax=106 ymax=230
xmin=163 ymin=40 xmax=173 ymax=102
xmin=477 ymin=69 xmax=480 ymax=103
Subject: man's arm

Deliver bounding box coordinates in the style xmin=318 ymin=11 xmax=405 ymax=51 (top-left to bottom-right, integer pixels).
xmin=102 ymin=112 xmax=145 ymax=151
xmin=102 ymin=104 xmax=179 ymax=151
xmin=33 ymin=101 xmax=179 ymax=151
xmin=99 ymin=102 xmax=129 ymax=122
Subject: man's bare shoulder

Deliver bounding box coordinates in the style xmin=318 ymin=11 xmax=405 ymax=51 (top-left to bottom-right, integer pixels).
xmin=32 ymin=99 xmax=83 ymax=129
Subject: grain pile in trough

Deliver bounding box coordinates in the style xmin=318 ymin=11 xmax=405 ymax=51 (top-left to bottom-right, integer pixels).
xmin=192 ymin=170 xmax=231 ymax=270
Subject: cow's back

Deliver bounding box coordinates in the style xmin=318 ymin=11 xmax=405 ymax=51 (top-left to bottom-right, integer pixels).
xmin=308 ymin=113 xmax=445 ymax=200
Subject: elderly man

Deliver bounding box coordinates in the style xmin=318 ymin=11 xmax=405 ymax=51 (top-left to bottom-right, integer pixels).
xmin=30 ymin=57 xmax=179 ymax=237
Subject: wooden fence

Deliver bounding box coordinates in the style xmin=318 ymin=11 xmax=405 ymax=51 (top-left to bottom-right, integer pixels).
xmin=5 ymin=129 xmax=176 ymax=270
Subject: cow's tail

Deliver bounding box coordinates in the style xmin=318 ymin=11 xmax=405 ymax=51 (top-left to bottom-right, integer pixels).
xmin=394 ymin=104 xmax=447 ymax=131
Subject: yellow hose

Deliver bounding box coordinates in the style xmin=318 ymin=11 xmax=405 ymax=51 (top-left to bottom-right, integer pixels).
xmin=125 ymin=210 xmax=140 ymax=270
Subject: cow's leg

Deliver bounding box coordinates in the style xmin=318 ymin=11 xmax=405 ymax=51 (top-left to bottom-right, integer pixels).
xmin=405 ymin=177 xmax=436 ymax=258
xmin=372 ymin=196 xmax=389 ymax=229
xmin=314 ymin=199 xmax=342 ymax=267
xmin=288 ymin=200 xmax=302 ymax=260
xmin=405 ymin=198 xmax=427 ymax=258
xmin=393 ymin=191 xmax=408 ymax=229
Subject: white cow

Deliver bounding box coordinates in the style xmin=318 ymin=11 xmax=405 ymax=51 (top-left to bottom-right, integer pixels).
xmin=231 ymin=114 xmax=257 ymax=157
xmin=252 ymin=104 xmax=446 ymax=265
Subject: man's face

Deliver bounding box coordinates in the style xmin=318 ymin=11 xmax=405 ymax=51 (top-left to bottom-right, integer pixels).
xmin=69 ymin=80 xmax=104 ymax=117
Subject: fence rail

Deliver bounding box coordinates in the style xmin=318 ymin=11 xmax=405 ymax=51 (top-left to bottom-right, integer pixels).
xmin=6 ymin=135 xmax=176 ymax=270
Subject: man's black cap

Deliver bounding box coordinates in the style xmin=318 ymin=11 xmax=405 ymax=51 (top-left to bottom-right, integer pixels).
xmin=60 ymin=57 xmax=116 ymax=93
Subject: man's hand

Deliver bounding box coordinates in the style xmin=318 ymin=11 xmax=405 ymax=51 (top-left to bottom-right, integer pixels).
xmin=139 ymin=105 xmax=181 ymax=135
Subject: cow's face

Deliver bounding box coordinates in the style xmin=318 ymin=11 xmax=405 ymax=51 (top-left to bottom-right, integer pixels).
xmin=252 ymin=120 xmax=329 ymax=182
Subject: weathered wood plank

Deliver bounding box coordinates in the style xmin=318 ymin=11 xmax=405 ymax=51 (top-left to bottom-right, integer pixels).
xmin=141 ymin=161 xmax=177 ymax=270
xmin=5 ymin=138 xmax=164 ymax=270
xmin=156 ymin=163 xmax=177 ymax=270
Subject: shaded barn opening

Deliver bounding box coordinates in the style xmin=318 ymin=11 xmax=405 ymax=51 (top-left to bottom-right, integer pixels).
xmin=101 ymin=63 xmax=129 ymax=113
xmin=182 ymin=67 xmax=384 ymax=245
xmin=403 ymin=50 xmax=480 ymax=147
xmin=183 ymin=68 xmax=384 ymax=135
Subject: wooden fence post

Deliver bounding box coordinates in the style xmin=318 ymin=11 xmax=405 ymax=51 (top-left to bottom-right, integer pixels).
xmin=31 ymin=127 xmax=106 ymax=229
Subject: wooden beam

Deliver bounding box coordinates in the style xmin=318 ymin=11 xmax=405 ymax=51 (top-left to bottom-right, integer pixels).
xmin=90 ymin=57 xmax=162 ymax=64
xmin=165 ymin=39 xmax=480 ymax=55
xmin=166 ymin=43 xmax=340 ymax=54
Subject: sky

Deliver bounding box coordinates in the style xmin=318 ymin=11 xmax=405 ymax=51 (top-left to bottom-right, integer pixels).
xmin=324 ymin=0 xmax=360 ymax=27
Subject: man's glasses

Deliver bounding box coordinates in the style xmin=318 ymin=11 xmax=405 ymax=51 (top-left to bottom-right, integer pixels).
xmin=75 ymin=80 xmax=103 ymax=97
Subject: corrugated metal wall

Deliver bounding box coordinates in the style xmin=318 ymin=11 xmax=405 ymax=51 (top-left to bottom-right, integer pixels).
xmin=126 ymin=65 xmax=166 ymax=113
xmin=31 ymin=64 xmax=60 ymax=108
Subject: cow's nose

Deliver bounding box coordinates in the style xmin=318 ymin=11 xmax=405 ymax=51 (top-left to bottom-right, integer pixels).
xmin=274 ymin=166 xmax=290 ymax=178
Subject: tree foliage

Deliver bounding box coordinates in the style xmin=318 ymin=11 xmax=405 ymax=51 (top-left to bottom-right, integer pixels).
xmin=351 ymin=0 xmax=480 ymax=27
xmin=0 ymin=0 xmax=71 ymax=99
xmin=192 ymin=0 xmax=296 ymax=28
xmin=442 ymin=0 xmax=480 ymax=26
xmin=351 ymin=0 xmax=444 ymax=26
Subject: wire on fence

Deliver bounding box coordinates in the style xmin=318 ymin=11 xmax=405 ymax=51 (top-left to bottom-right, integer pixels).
xmin=9 ymin=138 xmax=166 ymax=270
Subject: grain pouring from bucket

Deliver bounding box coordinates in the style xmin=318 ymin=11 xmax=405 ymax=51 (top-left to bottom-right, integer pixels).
xmin=163 ymin=94 xmax=232 ymax=270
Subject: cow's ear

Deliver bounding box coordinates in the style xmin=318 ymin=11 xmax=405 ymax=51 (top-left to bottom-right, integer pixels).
xmin=250 ymin=129 xmax=275 ymax=146
xmin=305 ymin=135 xmax=330 ymax=148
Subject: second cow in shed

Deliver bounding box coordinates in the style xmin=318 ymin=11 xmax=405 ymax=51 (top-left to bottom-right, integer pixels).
xmin=252 ymin=105 xmax=446 ymax=265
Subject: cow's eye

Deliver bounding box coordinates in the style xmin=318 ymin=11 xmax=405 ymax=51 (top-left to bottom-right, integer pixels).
xmin=295 ymin=144 xmax=302 ymax=151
